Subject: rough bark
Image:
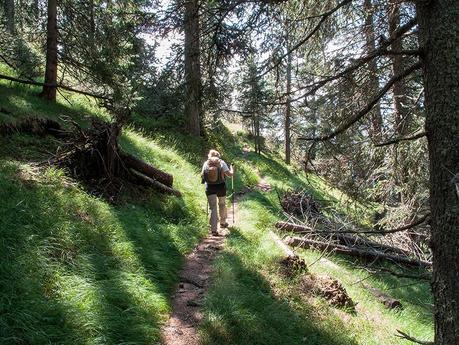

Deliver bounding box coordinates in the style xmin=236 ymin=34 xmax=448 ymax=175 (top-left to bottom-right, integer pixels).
xmin=4 ymin=0 xmax=15 ymax=34
xmin=285 ymin=28 xmax=292 ymax=165
xmin=363 ymin=0 xmax=383 ymax=141
xmin=184 ymin=0 xmax=202 ymax=136
xmin=40 ymin=0 xmax=58 ymax=102
xmin=415 ymin=1 xmax=459 ymax=343
xmin=120 ymin=152 xmax=174 ymax=187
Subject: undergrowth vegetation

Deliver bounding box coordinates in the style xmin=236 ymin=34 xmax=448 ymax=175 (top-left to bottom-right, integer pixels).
xmin=0 ymin=80 xmax=433 ymax=344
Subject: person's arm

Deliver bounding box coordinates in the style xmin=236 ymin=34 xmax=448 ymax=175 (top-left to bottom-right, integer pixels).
xmin=201 ymin=162 xmax=206 ymax=183
xmin=223 ymin=162 xmax=234 ymax=177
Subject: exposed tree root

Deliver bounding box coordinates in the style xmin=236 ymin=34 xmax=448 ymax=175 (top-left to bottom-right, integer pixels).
xmin=50 ymin=119 xmax=181 ymax=200
xmin=1 ymin=115 xmax=181 ymax=201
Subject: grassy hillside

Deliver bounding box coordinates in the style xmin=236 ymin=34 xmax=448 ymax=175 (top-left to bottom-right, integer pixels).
xmin=0 ymin=80 xmax=209 ymax=344
xmin=0 ymin=78 xmax=433 ymax=345
xmin=199 ymin=184 xmax=433 ymax=345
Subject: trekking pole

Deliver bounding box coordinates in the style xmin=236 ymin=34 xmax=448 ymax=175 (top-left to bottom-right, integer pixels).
xmin=231 ymin=169 xmax=235 ymax=224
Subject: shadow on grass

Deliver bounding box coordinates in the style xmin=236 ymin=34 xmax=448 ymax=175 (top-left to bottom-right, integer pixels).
xmin=0 ymin=83 xmax=104 ymax=162
xmin=318 ymin=253 xmax=433 ymax=327
xmin=0 ymin=83 xmax=98 ymax=126
xmin=0 ymin=161 xmax=207 ymax=344
xmin=199 ymin=229 xmax=358 ymax=345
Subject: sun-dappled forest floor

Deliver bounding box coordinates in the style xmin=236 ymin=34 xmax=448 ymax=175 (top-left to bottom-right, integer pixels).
xmin=0 ymin=80 xmax=433 ymax=344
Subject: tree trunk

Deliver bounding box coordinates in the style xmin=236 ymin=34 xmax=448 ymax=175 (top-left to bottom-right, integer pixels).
xmin=363 ymin=0 xmax=383 ymax=141
xmin=4 ymin=0 xmax=15 ymax=34
xmin=388 ymin=1 xmax=409 ymax=136
xmin=40 ymin=0 xmax=58 ymax=102
xmin=33 ymin=0 xmax=39 ymax=20
xmin=120 ymin=152 xmax=174 ymax=187
xmin=388 ymin=0 xmax=411 ymax=194
xmin=184 ymin=0 xmax=202 ymax=136
xmin=415 ymin=1 xmax=459 ymax=343
xmin=285 ymin=28 xmax=292 ymax=164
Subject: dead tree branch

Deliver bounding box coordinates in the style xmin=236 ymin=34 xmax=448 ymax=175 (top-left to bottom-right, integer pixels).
xmin=375 ymin=131 xmax=426 ymax=147
xmin=284 ymin=236 xmax=432 ymax=267
xmin=0 ymin=73 xmax=109 ymax=100
xmin=395 ymin=330 xmax=433 ymax=345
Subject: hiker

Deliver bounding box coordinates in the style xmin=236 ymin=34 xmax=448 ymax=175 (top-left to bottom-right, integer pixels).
xmin=201 ymin=149 xmax=234 ymax=235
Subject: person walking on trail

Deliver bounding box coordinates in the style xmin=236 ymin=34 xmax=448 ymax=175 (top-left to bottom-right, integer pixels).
xmin=201 ymin=149 xmax=234 ymax=235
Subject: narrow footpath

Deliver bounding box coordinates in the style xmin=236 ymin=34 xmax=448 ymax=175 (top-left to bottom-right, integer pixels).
xmin=160 ymin=174 xmax=271 ymax=345
xmin=159 ymin=203 xmax=236 ymax=345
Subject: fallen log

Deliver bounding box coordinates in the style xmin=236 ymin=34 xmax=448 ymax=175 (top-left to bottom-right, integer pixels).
xmin=284 ymin=236 xmax=431 ymax=267
xmin=120 ymin=152 xmax=173 ymax=187
xmin=0 ymin=117 xmax=66 ymax=138
xmin=276 ymin=221 xmax=410 ymax=256
xmin=362 ymin=283 xmax=402 ymax=309
xmin=129 ymin=168 xmax=181 ymax=197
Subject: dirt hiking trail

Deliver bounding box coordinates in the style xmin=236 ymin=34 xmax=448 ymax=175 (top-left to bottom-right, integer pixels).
xmin=159 ymin=204 xmax=235 ymax=345
xmin=160 ymin=173 xmax=271 ymax=345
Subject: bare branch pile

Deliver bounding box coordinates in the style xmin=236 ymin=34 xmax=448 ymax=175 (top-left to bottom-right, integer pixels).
xmin=279 ymin=189 xmax=321 ymax=220
xmin=276 ymin=219 xmax=431 ymax=268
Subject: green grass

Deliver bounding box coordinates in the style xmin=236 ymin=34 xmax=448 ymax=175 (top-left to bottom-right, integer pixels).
xmin=200 ymin=189 xmax=433 ymax=345
xmin=198 ymin=126 xmax=433 ymax=345
xmin=200 ymin=193 xmax=359 ymax=345
xmin=0 ymin=78 xmax=433 ymax=345
xmin=0 ymin=80 xmax=210 ymax=344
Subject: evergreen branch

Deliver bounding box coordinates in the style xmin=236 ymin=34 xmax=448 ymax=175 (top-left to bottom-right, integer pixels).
xmin=258 ymin=0 xmax=354 ymax=78
xmin=298 ymin=61 xmax=422 ymax=142
xmin=0 ymin=73 xmax=109 ymax=100
xmin=275 ymin=18 xmax=418 ymax=102
xmin=375 ymin=131 xmax=426 ymax=147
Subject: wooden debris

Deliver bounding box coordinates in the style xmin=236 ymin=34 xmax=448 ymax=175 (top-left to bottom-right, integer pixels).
xmin=396 ymin=330 xmax=433 ymax=345
xmin=120 ymin=152 xmax=173 ymax=187
xmin=284 ymin=236 xmax=431 ymax=267
xmin=129 ymin=169 xmax=181 ymax=197
xmin=301 ymin=273 xmax=354 ymax=309
xmin=280 ymin=189 xmax=321 ymax=219
xmin=276 ymin=221 xmax=411 ymax=256
xmin=362 ymin=283 xmax=402 ymax=309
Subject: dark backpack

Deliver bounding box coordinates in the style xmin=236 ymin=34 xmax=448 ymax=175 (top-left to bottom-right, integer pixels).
xmin=203 ymin=157 xmax=225 ymax=184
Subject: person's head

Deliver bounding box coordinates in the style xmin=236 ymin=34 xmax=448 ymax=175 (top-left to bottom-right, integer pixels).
xmin=208 ymin=149 xmax=221 ymax=159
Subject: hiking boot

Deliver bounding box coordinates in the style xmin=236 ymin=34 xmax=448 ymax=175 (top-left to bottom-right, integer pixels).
xmin=220 ymin=222 xmax=229 ymax=228
xmin=211 ymin=230 xmax=219 ymax=236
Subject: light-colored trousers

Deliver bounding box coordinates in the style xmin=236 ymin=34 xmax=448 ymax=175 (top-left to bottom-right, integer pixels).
xmin=207 ymin=194 xmax=227 ymax=232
